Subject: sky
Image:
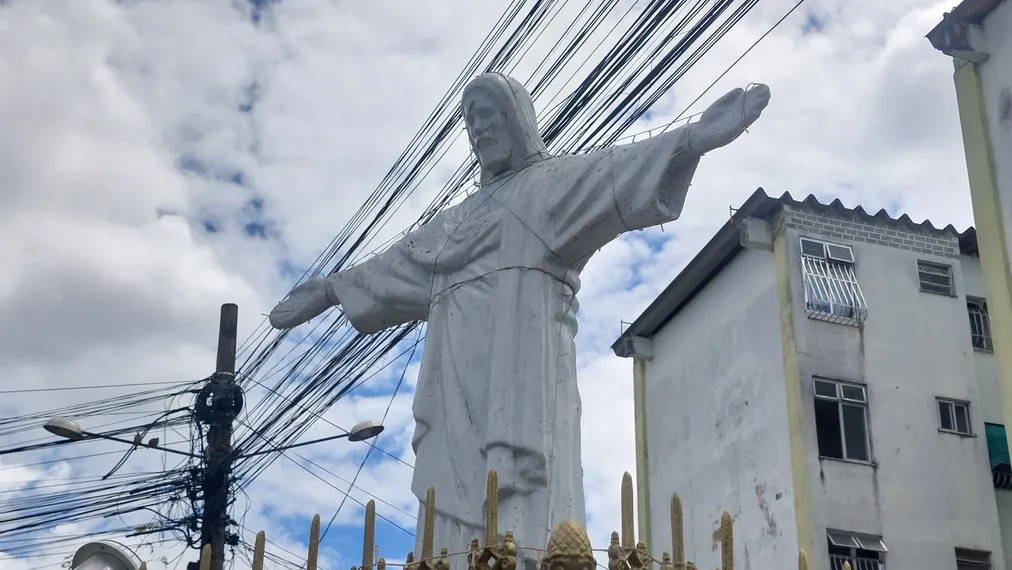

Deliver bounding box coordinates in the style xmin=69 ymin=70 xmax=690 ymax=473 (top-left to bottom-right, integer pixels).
xmin=0 ymin=1 xmax=980 ymax=570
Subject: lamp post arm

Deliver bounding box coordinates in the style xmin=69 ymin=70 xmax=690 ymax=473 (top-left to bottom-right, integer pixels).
xmin=81 ymin=431 xmax=201 ymax=458
xmin=236 ymin=432 xmax=351 ymax=459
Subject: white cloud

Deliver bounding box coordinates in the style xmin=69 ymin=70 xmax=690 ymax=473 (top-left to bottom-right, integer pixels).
xmin=0 ymin=0 xmax=975 ymax=569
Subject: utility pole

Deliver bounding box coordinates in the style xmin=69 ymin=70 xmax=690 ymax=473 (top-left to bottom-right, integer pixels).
xmin=190 ymin=303 xmax=243 ymax=570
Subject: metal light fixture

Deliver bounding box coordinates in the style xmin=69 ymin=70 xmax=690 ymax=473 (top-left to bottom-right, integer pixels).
xmin=347 ymin=419 xmax=385 ymax=442
xmin=44 ymin=417 xmax=86 ymax=440
xmin=43 ymin=416 xmax=200 ymax=458
xmin=71 ymin=540 xmax=141 ymax=570
xmin=45 ymin=415 xmax=385 ymax=459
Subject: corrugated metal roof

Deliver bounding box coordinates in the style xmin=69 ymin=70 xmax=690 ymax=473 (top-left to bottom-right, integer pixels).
xmin=926 ymin=0 xmax=1004 ymax=59
xmin=611 ymin=188 xmax=976 ymax=353
xmin=770 ymin=190 xmax=978 ymax=254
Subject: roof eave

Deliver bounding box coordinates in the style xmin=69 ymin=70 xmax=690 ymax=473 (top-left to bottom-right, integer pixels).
xmin=926 ymin=0 xmax=1003 ymax=62
xmin=610 ymin=188 xmax=781 ymax=355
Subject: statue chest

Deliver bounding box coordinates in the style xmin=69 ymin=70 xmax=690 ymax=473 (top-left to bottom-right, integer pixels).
xmin=431 ymin=193 xmax=553 ymax=277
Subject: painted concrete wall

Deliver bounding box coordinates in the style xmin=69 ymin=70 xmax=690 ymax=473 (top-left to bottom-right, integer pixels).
xmin=998 ymin=492 xmax=1012 ymax=570
xmin=781 ymin=210 xmax=1006 ymax=569
xmin=963 ymin=253 xmax=1012 ymax=570
xmin=642 ymin=247 xmax=796 ymax=570
xmin=972 ymin=0 xmax=1012 ymax=264
xmin=964 ymin=255 xmax=1003 ymax=424
xmin=952 ymin=6 xmax=1012 ymax=567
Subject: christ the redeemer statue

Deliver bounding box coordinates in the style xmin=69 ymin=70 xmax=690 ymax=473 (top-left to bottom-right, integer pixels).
xmin=269 ymin=73 xmax=770 ymax=569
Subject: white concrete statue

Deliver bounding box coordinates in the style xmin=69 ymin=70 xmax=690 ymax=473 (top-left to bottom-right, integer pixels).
xmin=270 ymin=73 xmax=770 ymax=569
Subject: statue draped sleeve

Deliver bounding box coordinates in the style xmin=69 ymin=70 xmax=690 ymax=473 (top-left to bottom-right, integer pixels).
xmin=327 ymin=212 xmax=449 ymax=334
xmin=543 ymin=124 xmax=701 ymax=266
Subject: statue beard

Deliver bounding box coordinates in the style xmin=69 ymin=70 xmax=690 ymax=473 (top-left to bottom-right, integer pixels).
xmin=477 ymin=144 xmax=513 ymax=178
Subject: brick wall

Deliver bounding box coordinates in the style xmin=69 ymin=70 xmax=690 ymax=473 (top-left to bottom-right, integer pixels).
xmin=771 ymin=205 xmax=960 ymax=259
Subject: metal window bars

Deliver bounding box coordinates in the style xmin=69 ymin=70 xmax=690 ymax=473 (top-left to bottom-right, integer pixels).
xmin=830 ymin=554 xmax=883 ymax=570
xmin=968 ymin=299 xmax=993 ymax=352
xmin=802 ymin=255 xmax=868 ymax=325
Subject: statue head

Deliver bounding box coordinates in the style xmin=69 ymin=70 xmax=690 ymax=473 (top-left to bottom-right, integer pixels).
xmin=462 ymin=73 xmax=550 ymax=184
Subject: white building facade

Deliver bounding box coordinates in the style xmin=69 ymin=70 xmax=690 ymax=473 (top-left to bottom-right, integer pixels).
xmin=613 ymin=189 xmax=1010 ymax=570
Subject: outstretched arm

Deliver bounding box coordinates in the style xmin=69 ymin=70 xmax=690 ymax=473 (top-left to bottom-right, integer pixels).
xmin=270 ymin=215 xmax=450 ymax=332
xmin=684 ymin=84 xmax=770 ymax=155
xmin=269 ymin=277 xmax=340 ymax=329
xmin=543 ymin=84 xmax=770 ymax=265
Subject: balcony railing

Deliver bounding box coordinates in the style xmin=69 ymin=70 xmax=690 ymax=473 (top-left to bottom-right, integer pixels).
xmin=830 ymin=554 xmax=882 ymax=570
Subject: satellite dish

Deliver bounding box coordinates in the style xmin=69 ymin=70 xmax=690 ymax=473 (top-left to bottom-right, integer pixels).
xmin=71 ymin=540 xmax=141 ymax=570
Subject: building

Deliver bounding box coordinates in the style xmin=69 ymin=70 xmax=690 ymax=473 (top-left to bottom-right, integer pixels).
xmin=927 ymin=0 xmax=1012 ymax=462
xmin=612 ymin=189 xmax=1010 ymax=570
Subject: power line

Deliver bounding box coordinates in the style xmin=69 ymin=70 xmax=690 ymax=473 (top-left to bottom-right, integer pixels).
xmin=0 ymin=381 xmax=199 ymax=395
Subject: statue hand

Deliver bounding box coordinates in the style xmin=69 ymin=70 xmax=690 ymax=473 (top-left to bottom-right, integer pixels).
xmin=269 ymin=277 xmax=339 ymax=330
xmin=689 ymin=84 xmax=770 ymax=154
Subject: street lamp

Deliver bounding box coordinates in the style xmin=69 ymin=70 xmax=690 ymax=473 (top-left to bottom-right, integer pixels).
xmin=71 ymin=540 xmax=141 ymax=570
xmin=47 ymin=413 xmax=386 ymax=570
xmin=43 ymin=417 xmax=386 ymax=458
xmin=43 ymin=417 xmax=86 ymax=441
xmin=233 ymin=419 xmax=386 ymax=457
xmin=44 ymin=417 xmax=200 ymax=458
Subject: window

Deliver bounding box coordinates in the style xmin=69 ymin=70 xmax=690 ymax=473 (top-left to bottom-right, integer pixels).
xmin=814 ymin=378 xmax=871 ymax=462
xmin=827 ymin=531 xmax=886 ymax=570
xmin=800 ymin=237 xmax=868 ymax=324
xmin=918 ymin=260 xmax=955 ymax=296
xmin=938 ymin=398 xmax=973 ymax=435
xmin=967 ymin=298 xmax=993 ymax=352
xmin=955 ymin=548 xmax=991 ymax=570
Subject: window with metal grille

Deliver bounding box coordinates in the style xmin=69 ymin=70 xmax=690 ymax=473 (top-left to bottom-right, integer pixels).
xmin=955 ymin=548 xmax=991 ymax=570
xmin=814 ymin=378 xmax=871 ymax=462
xmin=937 ymin=398 xmax=973 ymax=435
xmin=800 ymin=237 xmax=868 ymax=325
xmin=827 ymin=531 xmax=886 ymax=570
xmin=967 ymin=298 xmax=993 ymax=352
xmin=918 ymin=260 xmax=955 ymax=296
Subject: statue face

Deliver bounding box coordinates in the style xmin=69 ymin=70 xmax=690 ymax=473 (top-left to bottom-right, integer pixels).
xmin=465 ymin=91 xmax=512 ymax=176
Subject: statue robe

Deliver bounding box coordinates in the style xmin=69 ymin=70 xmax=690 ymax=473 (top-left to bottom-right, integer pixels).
xmin=329 ymin=123 xmax=700 ymax=566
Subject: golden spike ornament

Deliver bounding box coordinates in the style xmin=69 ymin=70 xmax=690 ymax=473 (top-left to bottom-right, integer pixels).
xmin=620 ymin=473 xmax=635 ymax=549
xmin=423 ymin=486 xmax=437 ymax=561
xmin=435 ymin=548 xmax=450 ymax=570
xmin=485 ymin=470 xmax=499 ymax=547
xmin=670 ymin=494 xmax=684 ymax=566
xmin=612 ymin=473 xmax=649 ymax=570
xmin=253 ymin=531 xmax=266 ymax=570
xmin=363 ymin=500 xmax=377 ymax=570
xmin=308 ymin=514 xmax=321 ymax=570
xmin=468 ymin=538 xmax=481 ymax=570
xmin=607 ymin=533 xmax=623 ymax=570
xmin=660 ymin=552 xmax=674 ymax=570
xmin=719 ymin=512 xmax=732 ymax=570
xmin=542 ymin=520 xmax=596 ymax=570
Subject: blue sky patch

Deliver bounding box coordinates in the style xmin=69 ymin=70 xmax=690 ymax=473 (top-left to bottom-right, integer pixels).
xmin=801 ymin=12 xmax=825 ymax=35
xmin=248 ymin=0 xmax=279 ymax=24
